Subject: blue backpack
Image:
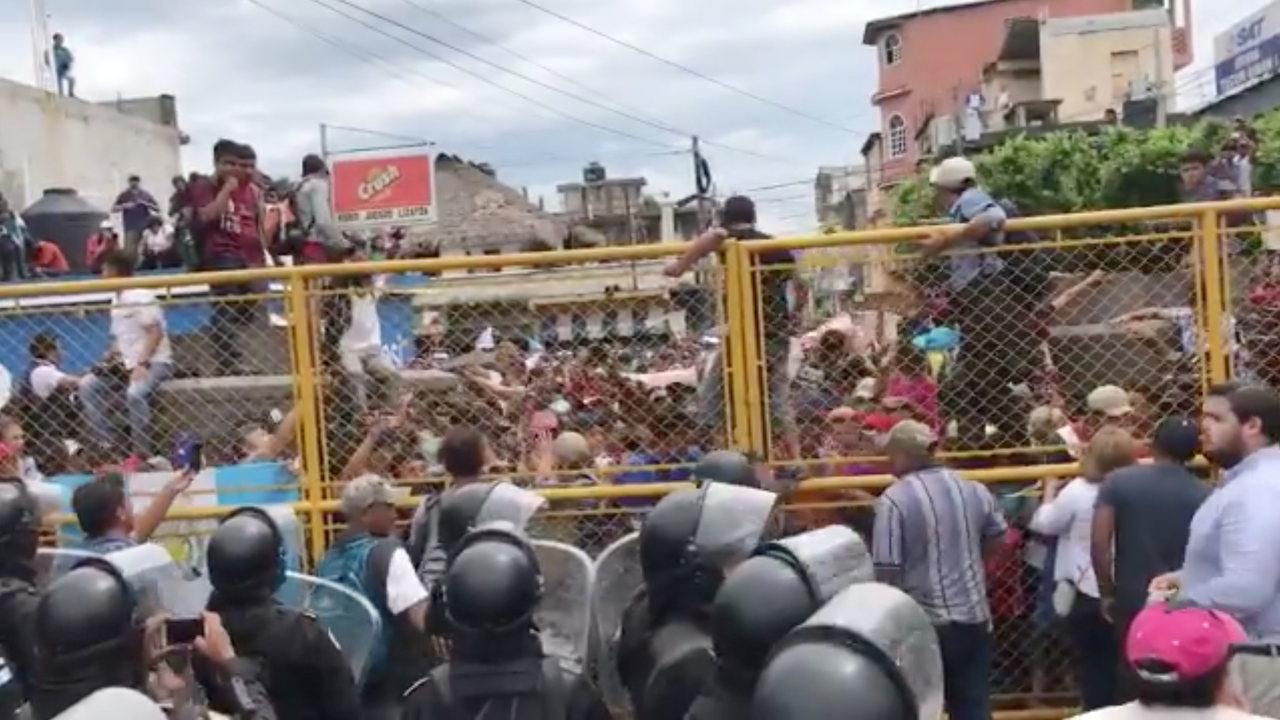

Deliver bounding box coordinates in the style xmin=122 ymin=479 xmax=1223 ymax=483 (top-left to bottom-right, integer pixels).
xmin=315 ymin=534 xmax=399 ymax=677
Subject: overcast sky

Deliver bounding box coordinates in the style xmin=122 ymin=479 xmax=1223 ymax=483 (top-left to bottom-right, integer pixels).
xmin=0 ymin=0 xmax=1253 ymax=234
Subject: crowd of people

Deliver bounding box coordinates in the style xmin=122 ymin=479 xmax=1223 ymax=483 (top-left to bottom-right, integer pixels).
xmin=3 ymin=127 xmax=1280 ymax=720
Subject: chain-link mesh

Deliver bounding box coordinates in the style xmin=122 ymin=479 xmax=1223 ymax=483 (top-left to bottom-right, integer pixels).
xmin=7 ymin=281 xmax=302 ymax=480
xmin=308 ymin=257 xmax=731 ymax=505
xmin=745 ymin=224 xmax=1216 ymax=464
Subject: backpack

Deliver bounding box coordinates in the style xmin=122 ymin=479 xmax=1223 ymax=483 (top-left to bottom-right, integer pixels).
xmin=314 ymin=535 xmax=399 ymax=678
xmin=424 ymin=657 xmax=570 ymax=720
xmin=983 ymin=199 xmax=1051 ymax=303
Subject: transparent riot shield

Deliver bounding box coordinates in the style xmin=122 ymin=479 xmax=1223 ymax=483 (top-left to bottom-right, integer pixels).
xmin=280 ymin=571 xmax=382 ymax=686
xmin=770 ymin=582 xmax=944 ymax=720
xmin=50 ymin=687 xmax=168 ymax=720
xmin=694 ymin=483 xmax=777 ymax=568
xmin=532 ymin=539 xmax=594 ymax=674
xmin=35 ymin=548 xmax=101 ymax=587
xmin=757 ymin=525 xmax=874 ymax=603
xmin=108 ymin=542 xmax=210 ymax=618
xmin=590 ymin=531 xmax=641 ymax=713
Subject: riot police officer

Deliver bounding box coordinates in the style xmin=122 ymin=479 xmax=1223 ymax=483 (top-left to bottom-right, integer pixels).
xmin=402 ymin=523 xmax=610 ymax=720
xmin=419 ymin=482 xmax=547 ymax=659
xmin=196 ymin=507 xmax=362 ymax=720
xmin=0 ymin=479 xmax=43 ymax=712
xmin=687 ymin=525 xmax=873 ymax=720
xmin=613 ymin=482 xmax=778 ymax=720
xmin=750 ymin=583 xmax=944 ymax=720
xmin=27 ymin=559 xmax=278 ymax=720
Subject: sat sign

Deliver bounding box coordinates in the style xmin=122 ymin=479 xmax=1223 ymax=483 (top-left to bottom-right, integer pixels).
xmin=1214 ymin=0 xmax=1280 ymax=97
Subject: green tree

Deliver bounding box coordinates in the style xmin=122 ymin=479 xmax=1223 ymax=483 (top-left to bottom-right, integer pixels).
xmin=887 ymin=115 xmax=1266 ymax=225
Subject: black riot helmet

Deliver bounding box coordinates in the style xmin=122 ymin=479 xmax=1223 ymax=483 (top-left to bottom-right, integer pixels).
xmin=35 ymin=560 xmax=140 ymax=664
xmin=207 ymin=507 xmax=286 ymax=599
xmin=751 ymin=639 xmax=908 ymax=720
xmin=444 ymin=524 xmax=542 ymax=633
xmin=437 ymin=481 xmax=546 ymax=559
xmin=750 ymin=583 xmax=943 ymax=720
xmin=713 ymin=525 xmax=873 ymax=679
xmin=639 ymin=482 xmax=777 ymax=609
xmin=691 ymin=450 xmax=757 ymax=487
xmin=0 ymin=479 xmax=40 ymax=563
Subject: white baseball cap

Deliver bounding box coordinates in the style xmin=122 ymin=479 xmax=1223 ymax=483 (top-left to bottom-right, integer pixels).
xmin=928 ymin=157 xmax=977 ymax=189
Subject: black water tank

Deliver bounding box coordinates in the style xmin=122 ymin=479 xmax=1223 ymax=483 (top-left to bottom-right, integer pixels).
xmin=21 ymin=188 xmax=107 ymax=275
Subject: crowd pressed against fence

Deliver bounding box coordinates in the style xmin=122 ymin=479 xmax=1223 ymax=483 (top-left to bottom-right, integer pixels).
xmin=4 ymin=137 xmax=1280 ymax=718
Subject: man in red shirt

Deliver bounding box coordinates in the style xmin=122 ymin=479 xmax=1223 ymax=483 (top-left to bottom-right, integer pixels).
xmin=186 ymin=139 xmax=263 ymax=375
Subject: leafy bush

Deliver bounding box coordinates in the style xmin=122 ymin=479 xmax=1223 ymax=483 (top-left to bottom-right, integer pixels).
xmin=887 ymin=116 xmax=1271 ymax=225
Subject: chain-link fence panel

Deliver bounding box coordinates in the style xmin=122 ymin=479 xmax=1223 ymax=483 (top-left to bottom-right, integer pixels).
xmin=743 ymin=223 xmax=1213 ymax=465
xmin=3 ymin=281 xmax=301 ymax=475
xmin=307 ymin=256 xmax=733 ymax=504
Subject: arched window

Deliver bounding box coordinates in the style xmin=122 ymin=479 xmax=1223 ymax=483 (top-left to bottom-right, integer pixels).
xmin=882 ymin=32 xmax=903 ymax=66
xmin=888 ymin=115 xmax=908 ymax=158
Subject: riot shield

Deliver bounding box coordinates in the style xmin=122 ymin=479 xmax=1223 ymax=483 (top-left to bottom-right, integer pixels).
xmin=108 ymin=542 xmax=210 ymax=618
xmin=694 ymin=483 xmax=777 ymax=568
xmin=532 ymin=539 xmax=594 ymax=674
xmin=590 ymin=531 xmax=641 ymax=713
xmin=35 ymin=548 xmax=101 ymax=587
xmin=253 ymin=505 xmax=305 ymax=572
xmin=757 ymin=524 xmax=874 ymax=603
xmin=50 ymin=688 xmax=168 ymax=720
xmin=281 ymin=571 xmax=382 ymax=686
xmin=766 ymin=583 xmax=944 ymax=720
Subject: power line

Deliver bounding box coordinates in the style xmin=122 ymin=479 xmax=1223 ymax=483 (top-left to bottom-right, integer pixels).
xmin=506 ymin=0 xmax=860 ymax=135
xmin=297 ymin=0 xmax=679 ymax=150
xmin=738 ymin=178 xmax=813 ymax=192
xmin=395 ymin=0 xmax=673 ymax=133
xmin=244 ymin=0 xmax=690 ymax=168
xmin=308 ymin=0 xmax=792 ymax=162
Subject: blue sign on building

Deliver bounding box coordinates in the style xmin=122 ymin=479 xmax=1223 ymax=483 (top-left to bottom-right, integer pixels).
xmin=1214 ymin=0 xmax=1280 ymax=97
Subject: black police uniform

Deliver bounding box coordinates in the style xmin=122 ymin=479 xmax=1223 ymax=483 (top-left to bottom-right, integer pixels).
xmin=195 ymin=507 xmax=361 ymax=720
xmin=28 ymin=560 xmax=278 ymax=720
xmin=402 ymin=525 xmax=611 ymax=720
xmin=0 ymin=480 xmax=43 ymax=714
xmin=615 ymin=483 xmax=776 ymax=720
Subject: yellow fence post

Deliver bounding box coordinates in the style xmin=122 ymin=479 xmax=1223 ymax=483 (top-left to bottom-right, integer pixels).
xmin=722 ymin=242 xmax=752 ymax=451
xmin=733 ymin=248 xmax=766 ymax=456
xmin=284 ymin=273 xmax=327 ymax=564
xmin=1200 ymin=210 xmax=1229 ymax=386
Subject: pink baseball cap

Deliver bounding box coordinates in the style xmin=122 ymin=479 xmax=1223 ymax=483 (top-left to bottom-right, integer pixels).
xmin=1126 ymin=603 xmax=1247 ymax=681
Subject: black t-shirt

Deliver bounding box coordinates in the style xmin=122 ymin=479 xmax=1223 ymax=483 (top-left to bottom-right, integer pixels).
xmin=727 ymin=227 xmax=793 ymax=342
xmin=1096 ymin=462 xmax=1210 ymax=612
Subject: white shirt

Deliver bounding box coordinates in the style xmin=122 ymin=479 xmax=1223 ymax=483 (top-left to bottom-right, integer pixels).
xmin=141 ymin=226 xmax=173 ymax=254
xmin=29 ymin=362 xmax=68 ymax=400
xmin=339 ymin=290 xmax=382 ymax=355
xmin=110 ymin=288 xmax=173 ymax=369
xmin=384 ymin=546 xmax=429 ymax=615
xmin=1029 ymin=477 xmax=1101 ymax=597
xmin=1075 ymin=703 xmax=1269 ymax=720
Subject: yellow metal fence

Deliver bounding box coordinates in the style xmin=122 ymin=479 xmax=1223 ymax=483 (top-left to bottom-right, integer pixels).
xmin=6 ymin=197 xmax=1277 ymax=715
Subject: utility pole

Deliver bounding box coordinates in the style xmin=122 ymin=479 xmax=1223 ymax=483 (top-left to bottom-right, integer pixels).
xmin=1153 ymin=26 xmax=1168 ymax=128
xmin=692 ymin=135 xmax=709 ymax=230
xmin=28 ymin=0 xmax=51 ymax=92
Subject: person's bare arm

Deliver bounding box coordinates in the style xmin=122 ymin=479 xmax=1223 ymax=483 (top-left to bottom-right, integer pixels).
xmin=131 ymin=470 xmax=197 ymax=543
xmin=666 ymin=228 xmax=728 ymax=276
xmin=196 ymin=178 xmax=237 ymax=223
xmin=1050 ymin=271 xmax=1106 ymax=311
xmin=1092 ymin=495 xmax=1117 ymax=605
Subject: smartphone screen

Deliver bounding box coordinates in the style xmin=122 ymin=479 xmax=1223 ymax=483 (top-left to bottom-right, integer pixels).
xmin=172 ymin=437 xmax=205 ymax=472
xmin=164 ymin=617 xmax=204 ymax=645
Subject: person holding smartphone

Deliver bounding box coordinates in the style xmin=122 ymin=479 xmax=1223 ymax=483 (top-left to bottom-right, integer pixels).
xmin=28 ymin=561 xmax=278 ymax=720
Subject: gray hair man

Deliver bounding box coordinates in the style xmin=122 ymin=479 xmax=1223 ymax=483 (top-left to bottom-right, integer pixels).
xmin=872 ymin=420 xmax=1008 ymax=720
